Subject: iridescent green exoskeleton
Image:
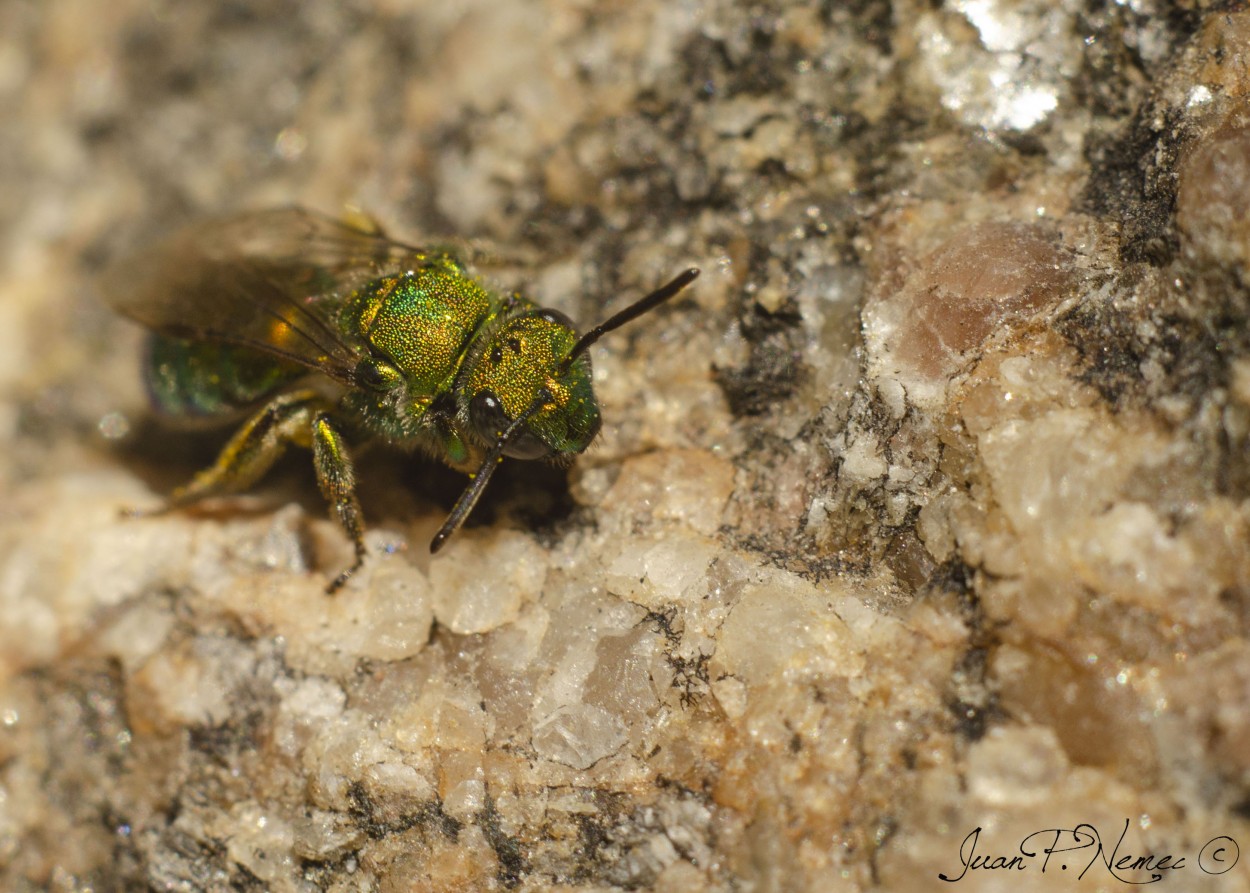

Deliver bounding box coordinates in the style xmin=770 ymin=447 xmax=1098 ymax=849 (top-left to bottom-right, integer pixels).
xmin=102 ymin=208 xmax=699 ymax=591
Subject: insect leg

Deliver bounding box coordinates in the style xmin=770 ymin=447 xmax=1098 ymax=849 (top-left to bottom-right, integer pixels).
xmin=310 ymin=413 xmax=366 ymax=593
xmin=163 ymin=389 xmax=328 ymax=508
xmin=153 ymin=389 xmax=367 ymax=593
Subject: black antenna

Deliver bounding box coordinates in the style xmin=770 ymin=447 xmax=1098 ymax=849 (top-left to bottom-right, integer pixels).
xmin=559 ymin=268 xmax=700 ymax=373
xmin=429 ymin=390 xmax=551 ymax=553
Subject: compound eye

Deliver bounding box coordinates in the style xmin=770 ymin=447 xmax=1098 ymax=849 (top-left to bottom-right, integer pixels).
xmin=470 ymin=390 xmax=510 ymax=440
xmin=537 ymin=308 xmax=575 ymax=328
xmin=469 ymin=390 xmax=552 ymax=459
xmin=355 ymin=358 xmax=400 ymax=391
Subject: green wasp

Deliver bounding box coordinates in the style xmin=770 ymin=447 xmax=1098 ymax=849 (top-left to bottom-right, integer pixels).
xmin=102 ymin=208 xmax=698 ymax=590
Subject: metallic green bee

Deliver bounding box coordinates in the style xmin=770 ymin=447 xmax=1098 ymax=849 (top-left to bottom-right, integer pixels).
xmin=103 ymin=208 xmax=698 ymax=590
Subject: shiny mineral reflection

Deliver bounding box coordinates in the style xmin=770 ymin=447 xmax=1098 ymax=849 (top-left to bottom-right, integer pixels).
xmin=921 ymin=0 xmax=1070 ymax=132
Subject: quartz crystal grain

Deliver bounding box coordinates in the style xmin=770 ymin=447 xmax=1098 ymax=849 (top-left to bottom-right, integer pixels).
xmin=2 ymin=1 xmax=1249 ymax=891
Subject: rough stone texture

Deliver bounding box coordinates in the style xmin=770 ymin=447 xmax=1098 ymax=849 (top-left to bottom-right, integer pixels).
xmin=2 ymin=1 xmax=1250 ymax=891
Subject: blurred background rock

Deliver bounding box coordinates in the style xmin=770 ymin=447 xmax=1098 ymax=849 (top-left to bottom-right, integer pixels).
xmin=1 ymin=1 xmax=1248 ymax=890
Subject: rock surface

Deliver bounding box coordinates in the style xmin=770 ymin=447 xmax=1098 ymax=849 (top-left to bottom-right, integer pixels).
xmin=1 ymin=1 xmax=1249 ymax=890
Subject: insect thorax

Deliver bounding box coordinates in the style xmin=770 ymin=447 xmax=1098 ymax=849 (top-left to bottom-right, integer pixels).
xmin=348 ymin=267 xmax=499 ymax=395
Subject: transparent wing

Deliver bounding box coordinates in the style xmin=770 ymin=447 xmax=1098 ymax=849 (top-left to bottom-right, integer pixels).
xmin=99 ymin=208 xmax=425 ymax=385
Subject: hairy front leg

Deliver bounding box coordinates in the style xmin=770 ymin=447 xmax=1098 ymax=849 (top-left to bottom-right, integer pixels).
xmin=311 ymin=411 xmax=367 ymax=592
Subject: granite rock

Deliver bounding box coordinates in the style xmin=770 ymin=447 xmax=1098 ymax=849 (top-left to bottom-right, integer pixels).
xmin=1 ymin=1 xmax=1248 ymax=890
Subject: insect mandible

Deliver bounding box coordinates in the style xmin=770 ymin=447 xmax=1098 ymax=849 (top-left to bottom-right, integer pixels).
xmin=101 ymin=208 xmax=699 ymax=591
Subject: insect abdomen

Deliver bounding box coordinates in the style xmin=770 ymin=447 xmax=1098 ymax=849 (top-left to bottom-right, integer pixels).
xmin=144 ymin=335 xmax=305 ymax=419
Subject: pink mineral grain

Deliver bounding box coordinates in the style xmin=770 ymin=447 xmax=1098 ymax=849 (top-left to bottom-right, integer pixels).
xmin=865 ymin=221 xmax=1075 ymax=405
